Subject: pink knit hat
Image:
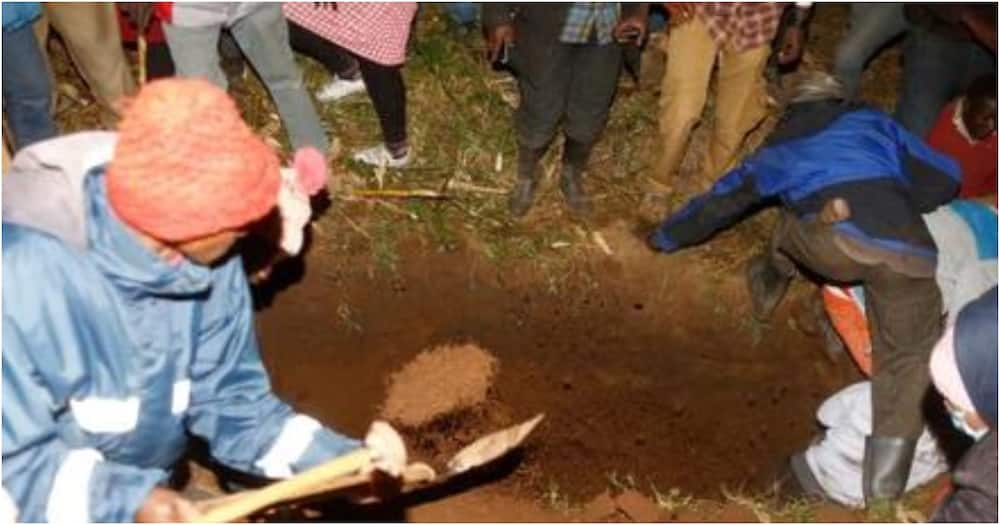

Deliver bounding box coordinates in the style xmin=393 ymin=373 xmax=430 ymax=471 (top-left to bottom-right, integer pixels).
xmin=107 ymin=78 xmax=281 ymax=242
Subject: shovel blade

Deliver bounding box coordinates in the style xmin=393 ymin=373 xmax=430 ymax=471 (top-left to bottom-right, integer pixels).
xmin=445 ymin=414 xmax=545 ymax=474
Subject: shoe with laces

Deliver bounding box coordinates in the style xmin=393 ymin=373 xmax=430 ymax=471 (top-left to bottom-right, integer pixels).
xmin=352 ymin=144 xmax=411 ymax=168
xmin=315 ymin=77 xmax=366 ymax=102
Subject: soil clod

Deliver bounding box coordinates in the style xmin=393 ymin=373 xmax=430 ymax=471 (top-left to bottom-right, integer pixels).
xmin=382 ymin=342 xmax=499 ymax=428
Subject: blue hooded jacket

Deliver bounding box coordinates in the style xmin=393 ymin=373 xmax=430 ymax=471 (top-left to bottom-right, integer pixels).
xmin=2 ymin=134 xmax=360 ymax=522
xmin=2 ymin=3 xmax=41 ymax=32
xmin=650 ymin=102 xmax=961 ymax=265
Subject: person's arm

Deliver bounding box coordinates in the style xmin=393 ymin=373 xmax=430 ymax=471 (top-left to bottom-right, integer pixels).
xmin=648 ymin=162 xmax=765 ymax=253
xmin=893 ymin=120 xmax=962 ymax=212
xmin=662 ymin=2 xmax=697 ymax=26
xmin=960 ymin=5 xmax=997 ymax=54
xmin=481 ymin=3 xmax=517 ymax=63
xmin=616 ymin=3 xmax=650 ymax=44
xmin=932 ymin=432 xmax=998 ymax=522
xmin=184 ymin=258 xmax=361 ymax=479
xmin=777 ymin=2 xmax=812 ymax=65
xmin=1 ymin=234 xmax=170 ymax=522
xmin=2 ymin=345 xmax=172 ymax=522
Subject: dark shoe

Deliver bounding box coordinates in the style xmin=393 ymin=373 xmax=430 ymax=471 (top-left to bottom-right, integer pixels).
xmin=746 ymin=255 xmax=793 ymax=321
xmin=509 ymin=145 xmax=546 ymax=217
xmin=560 ymin=164 xmax=591 ymax=216
xmin=786 ymin=452 xmax=828 ymax=501
xmin=509 ymin=176 xmax=538 ymax=217
xmin=863 ymin=436 xmax=916 ymax=506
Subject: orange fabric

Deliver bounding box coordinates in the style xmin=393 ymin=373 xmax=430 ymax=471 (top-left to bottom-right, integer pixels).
xmin=822 ymin=285 xmax=873 ymax=376
xmin=107 ymin=78 xmax=280 ymax=242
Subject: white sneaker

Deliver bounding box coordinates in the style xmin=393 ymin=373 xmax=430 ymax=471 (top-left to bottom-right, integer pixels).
xmin=352 ymin=144 xmax=411 ymax=168
xmin=315 ymin=77 xmax=366 ymax=102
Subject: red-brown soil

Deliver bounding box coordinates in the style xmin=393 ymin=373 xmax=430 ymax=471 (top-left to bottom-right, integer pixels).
xmin=381 ymin=343 xmax=499 ymax=428
xmin=251 ymin=220 xmax=863 ymax=521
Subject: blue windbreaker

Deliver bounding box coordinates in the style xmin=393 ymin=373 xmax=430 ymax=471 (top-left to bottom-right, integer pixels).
xmin=650 ymin=101 xmax=961 ymax=266
xmin=1 ymin=133 xmax=360 ymax=522
xmin=2 ymin=3 xmax=41 ymax=32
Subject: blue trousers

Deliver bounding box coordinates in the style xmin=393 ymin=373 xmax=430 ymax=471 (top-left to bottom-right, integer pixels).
xmin=444 ymin=3 xmax=478 ymax=26
xmin=2 ymin=23 xmax=58 ymax=151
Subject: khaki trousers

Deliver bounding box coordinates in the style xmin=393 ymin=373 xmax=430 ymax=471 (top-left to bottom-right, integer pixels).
xmin=37 ymin=2 xmax=135 ymax=121
xmin=655 ymin=17 xmax=769 ymax=189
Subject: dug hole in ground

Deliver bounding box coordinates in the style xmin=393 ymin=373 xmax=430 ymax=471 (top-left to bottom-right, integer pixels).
xmin=240 ymin=221 xmax=935 ymax=522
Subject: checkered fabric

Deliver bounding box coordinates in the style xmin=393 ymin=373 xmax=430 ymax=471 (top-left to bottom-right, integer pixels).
xmin=696 ymin=2 xmax=786 ymax=52
xmin=560 ymin=2 xmax=620 ymax=45
xmin=282 ymin=2 xmax=417 ymax=66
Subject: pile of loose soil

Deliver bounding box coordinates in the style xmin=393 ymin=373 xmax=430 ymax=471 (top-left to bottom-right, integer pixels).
xmin=381 ymin=343 xmax=499 ymax=428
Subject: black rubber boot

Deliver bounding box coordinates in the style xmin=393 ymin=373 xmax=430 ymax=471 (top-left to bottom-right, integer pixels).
xmin=784 ymin=452 xmax=828 ymax=501
xmin=746 ymin=254 xmax=793 ymax=321
xmin=509 ymin=145 xmax=546 ymax=217
xmin=561 ymin=138 xmax=593 ymax=216
xmin=863 ymin=436 xmax=917 ymax=506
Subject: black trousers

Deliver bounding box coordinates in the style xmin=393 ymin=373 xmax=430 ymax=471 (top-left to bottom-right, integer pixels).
xmin=287 ymin=21 xmax=407 ymax=146
xmin=513 ymin=40 xmax=622 ymax=152
xmin=769 ymin=213 xmax=943 ymax=439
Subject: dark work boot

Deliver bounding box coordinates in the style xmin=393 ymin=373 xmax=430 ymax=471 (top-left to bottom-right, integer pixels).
xmin=509 ymin=145 xmax=546 ymax=217
xmin=746 ymin=255 xmax=793 ymax=321
xmin=561 ymin=138 xmax=593 ymax=216
xmin=784 ymin=452 xmax=828 ymax=501
xmin=862 ymin=436 xmax=916 ymax=506
xmin=559 ymin=163 xmax=592 ymax=216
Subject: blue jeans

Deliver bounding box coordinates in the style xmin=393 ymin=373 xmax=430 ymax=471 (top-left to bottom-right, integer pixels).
xmin=833 ymin=3 xmax=907 ymax=100
xmin=163 ymin=5 xmax=327 ymax=151
xmin=2 ymin=24 xmax=58 ymax=151
xmin=896 ymin=27 xmax=997 ymax=136
xmin=444 ymin=2 xmax=478 ymax=26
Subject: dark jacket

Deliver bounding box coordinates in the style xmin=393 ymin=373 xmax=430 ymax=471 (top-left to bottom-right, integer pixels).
xmin=650 ymin=101 xmax=961 ymax=270
xmin=932 ymin=431 xmax=998 ymax=523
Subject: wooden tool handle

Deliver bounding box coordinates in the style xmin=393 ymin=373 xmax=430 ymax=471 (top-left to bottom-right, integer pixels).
xmin=137 ymin=34 xmax=148 ymax=85
xmin=197 ymin=448 xmax=373 ymax=523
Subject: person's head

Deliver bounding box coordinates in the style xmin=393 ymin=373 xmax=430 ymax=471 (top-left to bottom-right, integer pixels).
xmin=961 ymin=75 xmax=997 ymax=141
xmin=930 ymin=287 xmax=998 ymax=440
xmin=106 ymin=78 xmax=281 ymax=266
